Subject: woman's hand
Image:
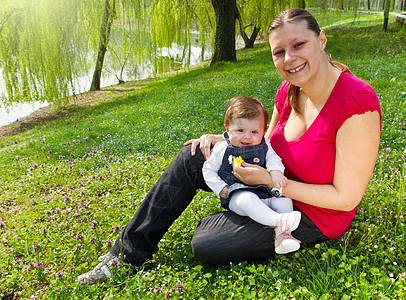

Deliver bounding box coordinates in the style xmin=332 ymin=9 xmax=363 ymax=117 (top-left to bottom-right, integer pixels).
xmin=219 ymin=186 xmax=229 ymax=199
xmin=184 ymin=134 xmax=224 ymax=159
xmin=232 ymin=161 xmax=273 ymax=187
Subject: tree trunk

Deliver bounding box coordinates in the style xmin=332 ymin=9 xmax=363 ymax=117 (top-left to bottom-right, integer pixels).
xmin=210 ymin=0 xmax=239 ymax=66
xmin=90 ymin=0 xmax=116 ymax=91
xmin=339 ymin=0 xmax=344 ymax=10
xmin=237 ymin=14 xmax=260 ymax=49
xmin=383 ymin=0 xmax=390 ymax=32
xmin=240 ymin=25 xmax=260 ymax=49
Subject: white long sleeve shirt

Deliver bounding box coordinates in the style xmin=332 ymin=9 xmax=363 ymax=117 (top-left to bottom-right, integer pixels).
xmin=202 ymin=139 xmax=285 ymax=196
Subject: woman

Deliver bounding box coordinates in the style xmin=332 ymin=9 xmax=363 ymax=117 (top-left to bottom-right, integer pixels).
xmin=77 ymin=8 xmax=381 ymax=284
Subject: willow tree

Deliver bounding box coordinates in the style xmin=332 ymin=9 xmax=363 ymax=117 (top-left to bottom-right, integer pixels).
xmin=150 ymin=0 xmax=214 ymax=70
xmin=210 ymin=0 xmax=239 ymax=64
xmin=151 ymin=0 xmax=305 ymax=66
xmin=0 ymin=0 xmax=151 ymax=107
xmin=0 ymin=1 xmax=87 ymax=106
xmin=151 ymin=0 xmax=238 ymax=65
xmin=90 ymin=0 xmax=152 ymax=90
xmin=237 ymin=0 xmax=291 ymax=49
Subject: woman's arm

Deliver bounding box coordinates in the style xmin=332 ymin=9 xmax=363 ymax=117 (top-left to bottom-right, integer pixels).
xmin=184 ymin=134 xmax=224 ymax=159
xmin=265 ymin=106 xmax=280 ymax=139
xmin=281 ymin=111 xmax=381 ymax=211
xmin=234 ymin=111 xmax=381 ymax=211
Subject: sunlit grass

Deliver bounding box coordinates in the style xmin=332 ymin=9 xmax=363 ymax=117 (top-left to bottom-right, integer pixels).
xmin=0 ymin=21 xmax=405 ymax=299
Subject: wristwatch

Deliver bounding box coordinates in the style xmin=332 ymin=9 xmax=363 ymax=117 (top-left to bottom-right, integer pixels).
xmin=271 ymin=187 xmax=283 ymax=197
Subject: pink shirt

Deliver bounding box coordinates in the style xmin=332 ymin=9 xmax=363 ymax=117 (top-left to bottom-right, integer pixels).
xmin=269 ymin=72 xmax=381 ymax=239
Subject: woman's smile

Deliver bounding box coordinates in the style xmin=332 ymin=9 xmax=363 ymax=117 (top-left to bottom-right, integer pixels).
xmin=268 ymin=21 xmax=328 ymax=90
xmin=287 ymin=63 xmax=306 ymax=73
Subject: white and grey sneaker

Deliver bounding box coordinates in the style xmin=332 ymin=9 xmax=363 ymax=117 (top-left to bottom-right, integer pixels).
xmin=77 ymin=253 xmax=124 ymax=285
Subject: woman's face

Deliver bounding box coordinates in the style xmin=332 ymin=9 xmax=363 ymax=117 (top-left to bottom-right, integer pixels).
xmin=268 ymin=21 xmax=327 ymax=89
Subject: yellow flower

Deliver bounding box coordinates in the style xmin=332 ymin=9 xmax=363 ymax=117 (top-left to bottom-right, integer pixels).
xmin=234 ymin=156 xmax=244 ymax=167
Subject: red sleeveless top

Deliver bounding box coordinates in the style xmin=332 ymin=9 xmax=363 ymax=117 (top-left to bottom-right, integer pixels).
xmin=269 ymin=72 xmax=382 ymax=239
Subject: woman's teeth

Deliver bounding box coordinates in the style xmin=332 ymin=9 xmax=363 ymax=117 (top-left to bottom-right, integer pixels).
xmin=288 ymin=64 xmax=305 ymax=73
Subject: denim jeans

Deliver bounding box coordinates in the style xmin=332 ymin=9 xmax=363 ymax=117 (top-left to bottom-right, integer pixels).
xmin=191 ymin=207 xmax=328 ymax=266
xmin=110 ymin=145 xmax=210 ymax=266
xmin=110 ymin=145 xmax=328 ymax=267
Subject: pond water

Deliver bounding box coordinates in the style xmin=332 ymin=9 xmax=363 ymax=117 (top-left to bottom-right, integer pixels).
xmin=0 ymin=42 xmax=212 ymax=127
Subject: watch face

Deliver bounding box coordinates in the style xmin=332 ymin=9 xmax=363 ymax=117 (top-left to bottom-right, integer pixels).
xmin=272 ymin=188 xmax=282 ymax=197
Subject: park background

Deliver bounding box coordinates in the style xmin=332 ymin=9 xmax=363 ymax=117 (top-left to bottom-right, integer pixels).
xmin=0 ymin=0 xmax=405 ymax=299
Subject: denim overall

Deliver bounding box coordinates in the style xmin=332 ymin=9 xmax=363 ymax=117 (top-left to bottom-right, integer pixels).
xmin=219 ymin=132 xmax=277 ymax=209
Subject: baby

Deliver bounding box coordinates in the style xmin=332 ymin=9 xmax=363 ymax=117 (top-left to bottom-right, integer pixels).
xmin=203 ymin=96 xmax=301 ymax=254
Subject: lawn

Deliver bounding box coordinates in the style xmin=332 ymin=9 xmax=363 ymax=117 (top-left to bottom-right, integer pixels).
xmin=0 ymin=16 xmax=405 ymax=299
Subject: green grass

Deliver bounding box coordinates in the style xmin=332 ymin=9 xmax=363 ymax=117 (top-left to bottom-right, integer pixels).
xmin=314 ymin=11 xmax=385 ymax=29
xmin=0 ymin=20 xmax=405 ymax=299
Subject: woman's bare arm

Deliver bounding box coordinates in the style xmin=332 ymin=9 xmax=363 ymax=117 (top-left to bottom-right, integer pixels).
xmin=282 ymin=111 xmax=381 ymax=211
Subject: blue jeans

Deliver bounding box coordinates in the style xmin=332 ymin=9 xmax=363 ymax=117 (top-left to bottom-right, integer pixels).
xmin=110 ymin=145 xmax=328 ymax=267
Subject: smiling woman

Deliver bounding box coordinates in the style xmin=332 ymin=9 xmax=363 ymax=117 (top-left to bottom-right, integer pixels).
xmin=77 ymin=8 xmax=382 ymax=284
xmin=267 ymin=10 xmax=349 ymax=114
xmin=188 ymin=9 xmax=381 ymax=266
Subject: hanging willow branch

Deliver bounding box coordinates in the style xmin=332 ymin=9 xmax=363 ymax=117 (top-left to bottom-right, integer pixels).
xmin=0 ymin=7 xmax=24 ymax=35
xmin=0 ymin=0 xmax=151 ymax=108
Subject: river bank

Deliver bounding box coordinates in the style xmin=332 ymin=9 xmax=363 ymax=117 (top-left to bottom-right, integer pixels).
xmin=0 ymin=84 xmax=133 ymax=139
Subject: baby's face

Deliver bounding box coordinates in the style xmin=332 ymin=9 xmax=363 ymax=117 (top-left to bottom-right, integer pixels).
xmin=226 ymin=117 xmax=265 ymax=147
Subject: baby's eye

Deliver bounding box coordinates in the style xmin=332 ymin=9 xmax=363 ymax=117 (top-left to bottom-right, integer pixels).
xmin=237 ymin=129 xmax=244 ymax=132
xmin=252 ymin=131 xmax=259 ymax=134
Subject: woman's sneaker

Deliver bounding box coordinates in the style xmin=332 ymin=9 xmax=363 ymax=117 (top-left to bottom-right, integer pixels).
xmin=77 ymin=253 xmax=123 ymax=285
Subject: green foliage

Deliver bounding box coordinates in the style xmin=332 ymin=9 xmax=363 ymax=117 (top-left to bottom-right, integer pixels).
xmin=0 ymin=0 xmax=374 ymax=109
xmin=0 ymin=17 xmax=405 ymax=300
xmin=0 ymin=0 xmax=96 ymax=106
xmin=150 ymin=0 xmax=214 ymax=49
xmin=0 ymin=0 xmax=151 ymax=107
xmin=238 ymin=0 xmax=286 ymax=36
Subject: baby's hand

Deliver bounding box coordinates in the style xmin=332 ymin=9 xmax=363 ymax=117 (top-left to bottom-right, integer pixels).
xmin=270 ymin=170 xmax=287 ymax=189
xmin=219 ymin=186 xmax=229 ymax=199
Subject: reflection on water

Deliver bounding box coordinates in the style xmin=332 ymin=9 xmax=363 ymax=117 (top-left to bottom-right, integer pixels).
xmin=0 ymin=101 xmax=49 ymax=127
xmin=0 ymin=40 xmax=211 ymax=127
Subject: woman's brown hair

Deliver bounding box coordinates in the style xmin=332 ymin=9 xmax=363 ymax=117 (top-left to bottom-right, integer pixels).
xmin=267 ymin=8 xmax=350 ymax=113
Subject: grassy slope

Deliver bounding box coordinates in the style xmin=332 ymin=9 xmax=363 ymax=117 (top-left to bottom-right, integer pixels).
xmin=0 ymin=20 xmax=405 ymax=299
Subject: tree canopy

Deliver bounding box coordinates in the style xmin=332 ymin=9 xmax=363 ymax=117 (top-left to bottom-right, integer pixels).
xmin=0 ymin=0 xmax=150 ymax=107
xmin=0 ymin=0 xmax=383 ymax=108
xmin=0 ymin=1 xmax=95 ymax=106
